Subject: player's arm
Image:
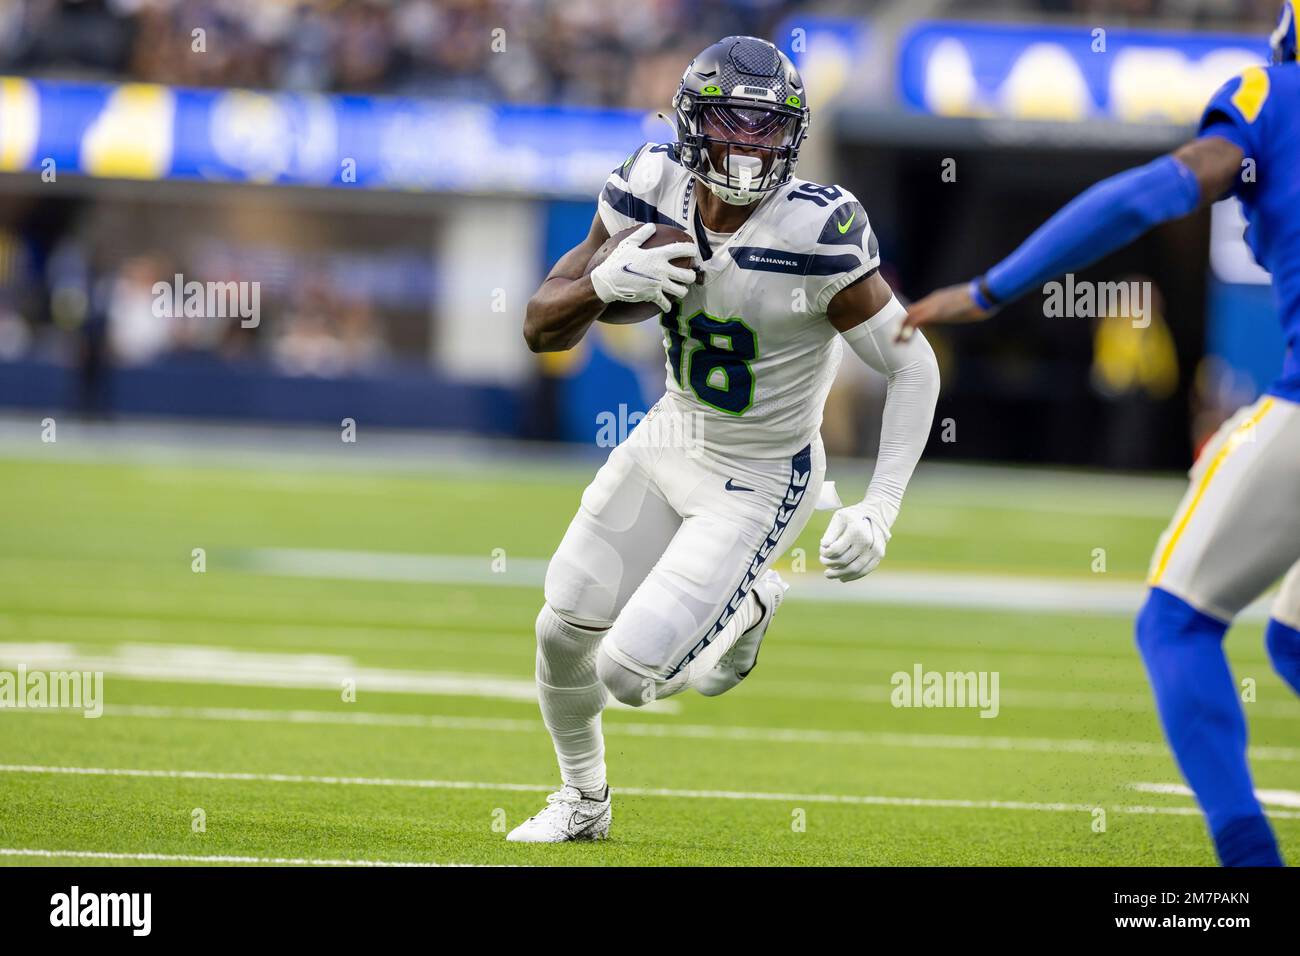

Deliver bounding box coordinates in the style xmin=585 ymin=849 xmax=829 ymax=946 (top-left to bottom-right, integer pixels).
xmin=524 ymin=215 xmax=697 ymax=353
xmin=820 ymin=271 xmax=940 ymax=582
xmin=896 ymin=135 xmax=1245 ymax=339
xmin=523 ymin=212 xmax=610 ymax=353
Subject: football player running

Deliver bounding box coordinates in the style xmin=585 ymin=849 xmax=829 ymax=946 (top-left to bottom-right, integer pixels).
xmin=899 ymin=4 xmax=1300 ymax=867
xmin=510 ymin=36 xmax=939 ymax=842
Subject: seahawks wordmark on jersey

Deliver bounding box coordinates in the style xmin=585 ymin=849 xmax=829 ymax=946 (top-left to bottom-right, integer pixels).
xmin=599 ymin=143 xmax=880 ymax=459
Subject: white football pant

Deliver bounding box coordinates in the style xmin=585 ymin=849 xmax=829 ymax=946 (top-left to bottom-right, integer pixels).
xmin=534 ymin=397 xmax=824 ymax=791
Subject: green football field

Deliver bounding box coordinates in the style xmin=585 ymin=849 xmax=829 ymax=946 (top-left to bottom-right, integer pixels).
xmin=0 ymin=438 xmax=1296 ymax=866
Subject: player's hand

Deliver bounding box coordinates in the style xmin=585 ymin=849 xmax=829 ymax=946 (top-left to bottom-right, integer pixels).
xmin=896 ymin=282 xmax=990 ymax=343
xmin=819 ymin=500 xmax=891 ymax=582
xmin=590 ymin=223 xmax=698 ymax=313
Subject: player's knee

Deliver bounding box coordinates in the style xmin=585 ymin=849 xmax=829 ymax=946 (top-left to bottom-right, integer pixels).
xmin=1136 ymin=587 xmax=1227 ymax=659
xmin=535 ymin=603 xmax=576 ymax=652
xmin=595 ymin=645 xmax=654 ymax=708
xmin=535 ymin=603 xmax=607 ymax=681
xmin=543 ymin=556 xmax=614 ymax=629
xmin=1265 ymin=617 xmax=1300 ymax=685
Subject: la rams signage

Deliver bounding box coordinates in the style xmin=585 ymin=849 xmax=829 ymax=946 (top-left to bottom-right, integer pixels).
xmin=0 ymin=76 xmax=648 ymax=196
xmin=898 ymin=21 xmax=1269 ymax=124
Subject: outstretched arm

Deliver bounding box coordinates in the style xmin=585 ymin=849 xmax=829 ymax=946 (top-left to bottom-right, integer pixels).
xmin=820 ymin=271 xmax=940 ymax=582
xmin=897 ymin=135 xmax=1245 ymax=340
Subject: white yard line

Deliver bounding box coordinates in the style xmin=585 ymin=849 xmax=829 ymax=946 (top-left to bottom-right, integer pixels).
xmin=0 ymin=643 xmax=676 ymax=713
xmin=66 ymin=704 xmax=1300 ymax=764
xmin=239 ymin=547 xmax=1274 ymax=620
xmin=0 ymin=848 xmax=490 ymax=867
xmin=731 ymin=679 xmax=1300 ymax=719
xmin=1131 ymin=783 xmax=1300 ymax=810
xmin=2 ymin=638 xmax=1293 ymax=718
xmin=3 ymin=763 xmax=1296 ymax=820
xmin=244 ymin=548 xmax=553 ymax=587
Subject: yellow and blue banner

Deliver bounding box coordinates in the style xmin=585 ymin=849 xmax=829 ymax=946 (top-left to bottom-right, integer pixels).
xmin=0 ymin=77 xmax=649 ymax=196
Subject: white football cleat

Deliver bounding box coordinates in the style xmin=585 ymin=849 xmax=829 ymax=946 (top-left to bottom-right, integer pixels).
xmin=694 ymin=570 xmax=788 ymax=697
xmin=506 ymin=785 xmax=611 ymax=843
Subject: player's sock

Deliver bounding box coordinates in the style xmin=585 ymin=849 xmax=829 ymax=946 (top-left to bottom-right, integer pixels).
xmin=535 ymin=603 xmax=609 ymax=795
xmin=1136 ymin=588 xmax=1283 ymax=867
xmin=1265 ymin=616 xmax=1300 ymax=696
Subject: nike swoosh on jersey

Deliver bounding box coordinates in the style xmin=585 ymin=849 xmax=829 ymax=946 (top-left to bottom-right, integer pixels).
xmin=837 ymin=210 xmax=856 ymax=234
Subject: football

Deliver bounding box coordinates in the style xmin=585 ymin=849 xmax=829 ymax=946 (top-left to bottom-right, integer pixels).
xmin=585 ymin=223 xmax=697 ymax=324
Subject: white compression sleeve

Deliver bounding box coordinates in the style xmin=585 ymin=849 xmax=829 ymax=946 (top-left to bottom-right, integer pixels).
xmin=535 ymin=603 xmax=608 ymax=795
xmin=838 ymin=296 xmax=940 ymax=528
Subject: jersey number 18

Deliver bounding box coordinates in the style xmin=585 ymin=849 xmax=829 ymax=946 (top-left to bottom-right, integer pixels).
xmin=662 ymin=309 xmax=758 ymax=416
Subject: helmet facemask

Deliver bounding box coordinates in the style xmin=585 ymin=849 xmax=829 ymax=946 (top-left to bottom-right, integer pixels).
xmin=674 ymin=93 xmax=807 ymax=206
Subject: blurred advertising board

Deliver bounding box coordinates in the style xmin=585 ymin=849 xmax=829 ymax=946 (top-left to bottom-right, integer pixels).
xmin=897 ymin=21 xmax=1267 ymax=124
xmin=0 ymin=76 xmax=651 ymax=198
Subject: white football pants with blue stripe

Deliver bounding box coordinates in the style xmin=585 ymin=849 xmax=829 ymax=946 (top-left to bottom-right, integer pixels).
xmin=534 ymin=398 xmax=824 ymax=794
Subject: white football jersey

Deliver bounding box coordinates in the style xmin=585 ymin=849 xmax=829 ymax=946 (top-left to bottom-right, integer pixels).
xmin=598 ymin=142 xmax=880 ymax=459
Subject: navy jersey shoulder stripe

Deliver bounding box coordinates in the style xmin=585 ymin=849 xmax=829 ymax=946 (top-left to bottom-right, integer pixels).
xmin=731 ymin=246 xmax=862 ymax=276
xmin=600 ymin=182 xmax=685 ymax=230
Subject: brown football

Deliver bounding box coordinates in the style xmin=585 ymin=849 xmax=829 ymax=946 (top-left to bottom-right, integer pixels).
xmin=585 ymin=223 xmax=696 ymax=325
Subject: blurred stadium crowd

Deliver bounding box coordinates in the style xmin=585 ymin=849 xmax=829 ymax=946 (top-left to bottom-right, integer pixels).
xmin=0 ymin=229 xmax=396 ymax=381
xmin=0 ymin=0 xmax=1281 ymax=106
xmin=1 ymin=0 xmax=815 ymax=106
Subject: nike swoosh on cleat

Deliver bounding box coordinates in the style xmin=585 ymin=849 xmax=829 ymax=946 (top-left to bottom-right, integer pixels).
xmin=568 ymin=809 xmax=608 ymax=836
xmin=724 ymin=478 xmax=755 ymax=493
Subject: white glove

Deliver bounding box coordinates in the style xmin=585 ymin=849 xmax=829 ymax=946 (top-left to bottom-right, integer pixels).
xmin=820 ymin=499 xmax=892 ymax=582
xmin=590 ymin=222 xmax=697 ymax=314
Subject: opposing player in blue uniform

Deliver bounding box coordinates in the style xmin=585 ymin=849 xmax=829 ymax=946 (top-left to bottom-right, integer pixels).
xmin=900 ymin=3 xmax=1300 ymax=866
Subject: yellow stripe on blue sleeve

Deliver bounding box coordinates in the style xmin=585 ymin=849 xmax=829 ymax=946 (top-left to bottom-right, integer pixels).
xmin=1230 ymin=67 xmax=1270 ymax=124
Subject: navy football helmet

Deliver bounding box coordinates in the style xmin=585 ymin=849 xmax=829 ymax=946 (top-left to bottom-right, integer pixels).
xmin=672 ymin=36 xmax=810 ymax=205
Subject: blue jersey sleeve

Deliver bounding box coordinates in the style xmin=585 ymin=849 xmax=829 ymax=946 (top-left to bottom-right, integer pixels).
xmin=1198 ymin=68 xmax=1270 ymax=156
